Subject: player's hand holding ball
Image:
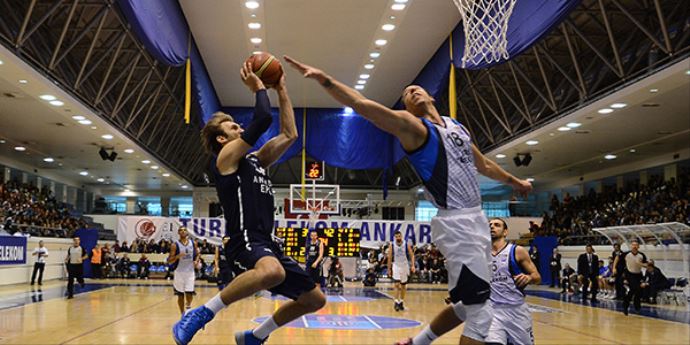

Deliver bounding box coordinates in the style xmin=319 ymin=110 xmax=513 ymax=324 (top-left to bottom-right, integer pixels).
xmin=240 ymin=60 xmax=266 ymax=93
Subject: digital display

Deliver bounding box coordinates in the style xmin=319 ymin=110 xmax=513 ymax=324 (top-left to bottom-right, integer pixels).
xmin=305 ymin=161 xmax=325 ymax=180
xmin=275 ymin=227 xmax=360 ymax=263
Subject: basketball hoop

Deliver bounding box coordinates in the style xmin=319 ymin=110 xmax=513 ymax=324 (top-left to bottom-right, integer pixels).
xmin=453 ymin=0 xmax=516 ymax=68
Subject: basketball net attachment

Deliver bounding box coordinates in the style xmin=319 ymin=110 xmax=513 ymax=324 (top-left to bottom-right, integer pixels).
xmin=453 ymin=0 xmax=516 ymax=68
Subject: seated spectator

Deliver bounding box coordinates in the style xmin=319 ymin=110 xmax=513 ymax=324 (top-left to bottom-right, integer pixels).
xmin=597 ymin=258 xmax=615 ymax=299
xmin=120 ymin=241 xmax=130 ymax=253
xmin=117 ymin=254 xmax=131 ymax=278
xmin=418 ymin=256 xmax=430 ymax=283
xmin=430 ymin=258 xmax=442 ymax=284
xmin=138 ymin=254 xmax=151 ymax=279
xmin=561 ymin=263 xmax=577 ymax=293
xmin=363 ymin=267 xmax=377 ymax=287
xmin=328 ymin=257 xmax=344 ymax=288
xmin=641 ymin=260 xmax=671 ymax=304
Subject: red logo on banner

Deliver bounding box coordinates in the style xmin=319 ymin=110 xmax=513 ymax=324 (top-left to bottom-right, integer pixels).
xmin=135 ymin=219 xmax=156 ymax=239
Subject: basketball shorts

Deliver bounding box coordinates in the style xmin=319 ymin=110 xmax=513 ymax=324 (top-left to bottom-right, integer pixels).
xmin=431 ymin=206 xmax=491 ymax=305
xmin=173 ymin=270 xmax=196 ymax=295
xmin=226 ymin=238 xmax=317 ymax=300
xmin=485 ymin=303 xmax=534 ymax=345
xmin=392 ymin=263 xmax=410 ymax=284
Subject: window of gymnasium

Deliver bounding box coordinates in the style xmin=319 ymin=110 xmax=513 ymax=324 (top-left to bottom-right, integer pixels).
xmin=170 ymin=196 xmax=193 ymax=217
xmin=104 ymin=196 xmax=126 ymax=213
xmin=482 ymin=201 xmax=510 ymax=218
xmin=415 ymin=200 xmax=438 ymax=221
xmin=137 ymin=196 xmax=161 ymax=216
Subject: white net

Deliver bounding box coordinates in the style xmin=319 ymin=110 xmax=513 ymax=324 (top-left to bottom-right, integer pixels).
xmin=453 ymin=0 xmax=517 ymax=68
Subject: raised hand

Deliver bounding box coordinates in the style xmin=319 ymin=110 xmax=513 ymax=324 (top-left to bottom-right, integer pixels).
xmin=512 ymin=179 xmax=533 ymax=198
xmin=283 ymin=56 xmax=327 ymax=82
xmin=240 ymin=61 xmax=266 ymax=93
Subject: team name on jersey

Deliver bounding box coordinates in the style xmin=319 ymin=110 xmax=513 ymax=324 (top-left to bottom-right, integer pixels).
xmin=249 ymin=158 xmax=274 ymax=195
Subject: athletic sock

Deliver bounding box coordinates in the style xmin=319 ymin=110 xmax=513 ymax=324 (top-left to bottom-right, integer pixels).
xmin=412 ymin=325 xmax=438 ymax=345
xmin=204 ymin=293 xmax=227 ymax=315
xmin=252 ymin=316 xmax=279 ymax=340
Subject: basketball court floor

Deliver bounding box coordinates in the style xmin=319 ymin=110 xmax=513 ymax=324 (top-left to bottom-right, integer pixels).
xmin=0 ymin=280 xmax=687 ymax=344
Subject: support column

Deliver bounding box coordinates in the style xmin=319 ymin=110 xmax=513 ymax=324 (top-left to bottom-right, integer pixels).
xmin=161 ymin=197 xmax=171 ymax=217
xmin=21 ymin=172 xmax=28 ymax=184
xmin=3 ymin=167 xmax=10 ymax=183
xmin=126 ymin=197 xmax=137 ymax=214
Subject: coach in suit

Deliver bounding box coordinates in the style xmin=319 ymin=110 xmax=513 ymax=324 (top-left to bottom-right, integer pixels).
xmin=577 ymin=244 xmax=599 ymax=302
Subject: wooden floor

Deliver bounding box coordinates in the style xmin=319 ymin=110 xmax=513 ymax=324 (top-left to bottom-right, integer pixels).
xmin=0 ymin=279 xmax=688 ymax=345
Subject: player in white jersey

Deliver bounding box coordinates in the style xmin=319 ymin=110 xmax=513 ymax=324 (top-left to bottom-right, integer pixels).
xmin=168 ymin=227 xmax=200 ymax=315
xmin=486 ymin=218 xmax=540 ymax=345
xmin=286 ymin=56 xmax=531 ymax=344
xmin=388 ymin=230 xmax=416 ymax=311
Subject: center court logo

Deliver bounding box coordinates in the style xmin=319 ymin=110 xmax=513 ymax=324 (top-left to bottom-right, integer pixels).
xmin=135 ymin=219 xmax=157 ymax=239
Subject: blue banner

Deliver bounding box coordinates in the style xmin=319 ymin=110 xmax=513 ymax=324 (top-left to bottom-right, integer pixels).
xmin=0 ymin=236 xmax=27 ymax=265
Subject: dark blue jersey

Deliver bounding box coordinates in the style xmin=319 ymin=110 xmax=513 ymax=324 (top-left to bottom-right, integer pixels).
xmin=214 ymin=154 xmax=275 ymax=243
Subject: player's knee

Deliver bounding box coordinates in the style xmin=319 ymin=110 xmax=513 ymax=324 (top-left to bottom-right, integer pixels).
xmin=308 ymin=291 xmax=327 ymax=311
xmin=256 ymin=261 xmax=286 ymax=287
xmin=455 ymin=300 xmax=492 ymax=342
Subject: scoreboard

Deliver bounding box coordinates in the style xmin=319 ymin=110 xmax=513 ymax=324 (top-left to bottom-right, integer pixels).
xmin=275 ymin=227 xmax=360 ymax=263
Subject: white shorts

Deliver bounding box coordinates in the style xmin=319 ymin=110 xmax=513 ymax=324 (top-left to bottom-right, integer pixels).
xmin=431 ymin=207 xmax=491 ymax=304
xmin=173 ymin=270 xmax=196 ymax=295
xmin=485 ymin=303 xmax=534 ymax=345
xmin=392 ymin=263 xmax=410 ymax=284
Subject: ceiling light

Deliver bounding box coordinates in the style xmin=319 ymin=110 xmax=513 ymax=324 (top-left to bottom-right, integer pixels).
xmin=43 ymin=157 xmax=54 ymax=162
xmin=357 ymin=80 xmax=367 ymax=85
xmin=79 ymin=171 xmax=88 ymax=176
xmin=14 ymin=146 xmax=26 ymax=151
xmin=382 ymin=24 xmax=395 ymax=31
xmin=0 ymin=60 xmax=3 ymax=65
xmin=72 ymin=115 xmax=85 ymax=121
xmin=355 ymin=85 xmax=365 ymax=90
xmin=566 ymin=122 xmax=581 ymax=128
xmin=375 ymin=39 xmax=387 ymax=46
xmin=629 ymin=149 xmax=636 ymax=153
xmin=685 ymin=70 xmax=690 ymax=75
xmin=151 ymin=165 xmax=159 ymax=170
xmin=604 ymin=154 xmax=617 ymax=160
xmin=250 ymin=37 xmax=262 ymax=44
xmin=344 ymin=107 xmax=354 ymax=114
xmin=49 ymin=100 xmax=64 ymax=106
xmin=526 ymin=140 xmax=539 ymax=146
xmin=364 ymin=64 xmax=374 ymax=69
xmin=610 ymin=103 xmax=627 ymax=109
xmin=526 ymin=178 xmax=535 ymax=182
xmin=245 ymin=1 xmax=259 ymax=9
xmin=0 ymin=140 xmax=5 ymax=144
xmin=649 ymin=88 xmax=658 ymax=93
xmin=19 ymin=80 xmax=27 ymax=84
xmin=78 ymin=120 xmax=92 ymax=125
xmin=598 ymin=108 xmax=613 ymax=114
xmin=124 ymin=189 xmax=131 ymax=193
xmin=392 ymin=4 xmax=406 ymax=10
xmin=394 ymin=0 xmax=408 ymax=3
xmin=90 ymin=126 xmax=97 ymax=130
xmin=162 ymin=173 xmax=171 ymax=177
xmin=101 ymin=134 xmax=113 ymax=140
xmin=558 ymin=126 xmax=571 ymax=131
xmin=97 ymin=178 xmax=105 ymax=182
xmin=141 ymin=160 xmax=150 ymax=164
xmin=252 ymin=51 xmax=262 ymax=55
xmin=248 ymin=22 xmax=261 ymax=29
xmin=495 ymin=154 xmax=506 ymax=159
xmin=181 ymin=185 xmax=189 ymax=189
xmin=124 ymin=149 xmax=134 ymax=154
xmin=359 ymin=74 xmax=370 ymax=79
xmin=39 ymin=94 xmax=56 ymax=101
xmin=370 ymin=52 xmax=380 ymax=58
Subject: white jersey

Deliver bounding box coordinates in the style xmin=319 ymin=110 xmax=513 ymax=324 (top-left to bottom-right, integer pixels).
xmin=407 ymin=117 xmax=481 ymax=210
xmin=490 ymin=243 xmax=525 ymax=306
xmin=392 ymin=240 xmax=409 ymax=266
xmin=175 ymin=239 xmax=195 ymax=273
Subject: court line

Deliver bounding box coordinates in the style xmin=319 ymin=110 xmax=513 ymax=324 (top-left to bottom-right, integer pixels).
xmin=338 ymin=295 xmax=348 ymax=302
xmin=58 ymin=296 xmax=171 ymax=345
xmin=301 ymin=315 xmax=309 ymax=328
xmin=362 ymin=315 xmax=383 ymax=330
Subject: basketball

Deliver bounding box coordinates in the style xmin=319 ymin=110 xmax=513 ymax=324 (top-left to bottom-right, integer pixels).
xmin=245 ymin=52 xmax=283 ymax=86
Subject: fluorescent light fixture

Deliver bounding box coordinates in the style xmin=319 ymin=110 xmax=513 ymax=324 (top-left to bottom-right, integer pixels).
xmin=78 ymin=120 xmax=92 ymax=125
xmin=250 ymin=37 xmax=262 ymax=44
xmin=686 ymin=70 xmax=690 ymax=75
xmin=49 ymin=100 xmax=64 ymax=106
xmin=72 ymin=115 xmax=85 ymax=121
xmin=181 ymin=185 xmax=189 ymax=189
xmin=248 ymin=22 xmax=261 ymax=29
xmin=14 ymin=146 xmax=26 ymax=151
xmin=124 ymin=149 xmax=134 ymax=154
xmin=558 ymin=126 xmax=571 ymax=131
xmin=495 ymin=154 xmax=506 ymax=159
xmin=526 ymin=140 xmax=539 ymax=146
xmin=598 ymin=108 xmax=613 ymax=114
xmin=0 ymin=140 xmax=5 ymax=144
xmin=79 ymin=171 xmax=88 ymax=176
xmin=359 ymin=74 xmax=370 ymax=79
xmin=354 ymin=85 xmax=365 ymax=90
xmin=245 ymin=1 xmax=259 ymax=9
xmin=375 ymin=39 xmax=387 ymax=46
xmin=382 ymin=24 xmax=395 ymax=31
xmin=392 ymin=4 xmax=406 ymax=10
xmin=649 ymin=88 xmax=658 ymax=93
xmin=162 ymin=173 xmax=171 ymax=177
xmin=90 ymin=126 xmax=97 ymax=130
xmin=43 ymin=157 xmax=54 ymax=162
xmin=141 ymin=160 xmax=151 ymax=164
xmin=151 ymin=165 xmax=159 ymax=170
xmin=566 ymin=122 xmax=581 ymax=128
xmin=610 ymin=103 xmax=627 ymax=109
xmin=97 ymin=178 xmax=105 ymax=182
xmin=357 ymin=80 xmax=367 ymax=85
xmin=40 ymin=95 xmax=56 ymax=101
xmin=629 ymin=149 xmax=636 ymax=153
xmin=604 ymin=154 xmax=617 ymax=160
xmin=526 ymin=178 xmax=535 ymax=182
xmin=344 ymin=107 xmax=354 ymax=114
xmin=364 ymin=64 xmax=374 ymax=69
xmin=370 ymin=52 xmax=380 ymax=58
xmin=124 ymin=189 xmax=131 ymax=193
xmin=101 ymin=134 xmax=113 ymax=140
xmin=394 ymin=0 xmax=408 ymax=3
xmin=0 ymin=60 xmax=3 ymax=65
xmin=19 ymin=80 xmax=27 ymax=84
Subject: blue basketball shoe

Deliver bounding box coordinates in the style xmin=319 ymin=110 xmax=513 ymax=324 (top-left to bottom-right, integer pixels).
xmin=172 ymin=305 xmax=214 ymax=345
xmin=235 ymin=330 xmax=267 ymax=345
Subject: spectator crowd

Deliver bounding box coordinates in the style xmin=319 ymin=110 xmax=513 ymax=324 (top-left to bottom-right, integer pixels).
xmin=362 ymin=242 xmax=448 ymax=286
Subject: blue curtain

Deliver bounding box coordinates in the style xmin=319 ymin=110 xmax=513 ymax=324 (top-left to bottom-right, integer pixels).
xmin=75 ymin=228 xmax=99 ymax=278
xmin=533 ymin=236 xmax=559 ymax=286
xmin=116 ymin=0 xmax=220 ymax=123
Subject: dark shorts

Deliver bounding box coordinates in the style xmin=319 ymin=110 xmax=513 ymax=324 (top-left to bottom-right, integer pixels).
xmin=226 ymin=240 xmax=316 ymax=300
xmin=218 ymin=266 xmax=234 ymax=285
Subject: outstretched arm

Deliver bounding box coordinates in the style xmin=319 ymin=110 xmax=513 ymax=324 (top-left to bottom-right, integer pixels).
xmin=515 ymin=245 xmax=541 ymax=287
xmin=254 ymin=75 xmax=298 ymax=168
xmin=284 ymin=56 xmax=426 ymax=151
xmin=471 ymin=144 xmax=532 ymax=197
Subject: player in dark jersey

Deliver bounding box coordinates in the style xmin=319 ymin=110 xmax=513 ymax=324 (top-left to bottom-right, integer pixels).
xmin=172 ymin=62 xmax=326 ymax=345
xmin=305 ymin=230 xmax=325 ymax=286
xmin=285 ymin=56 xmax=532 ymax=345
xmin=214 ymin=236 xmax=234 ymax=290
